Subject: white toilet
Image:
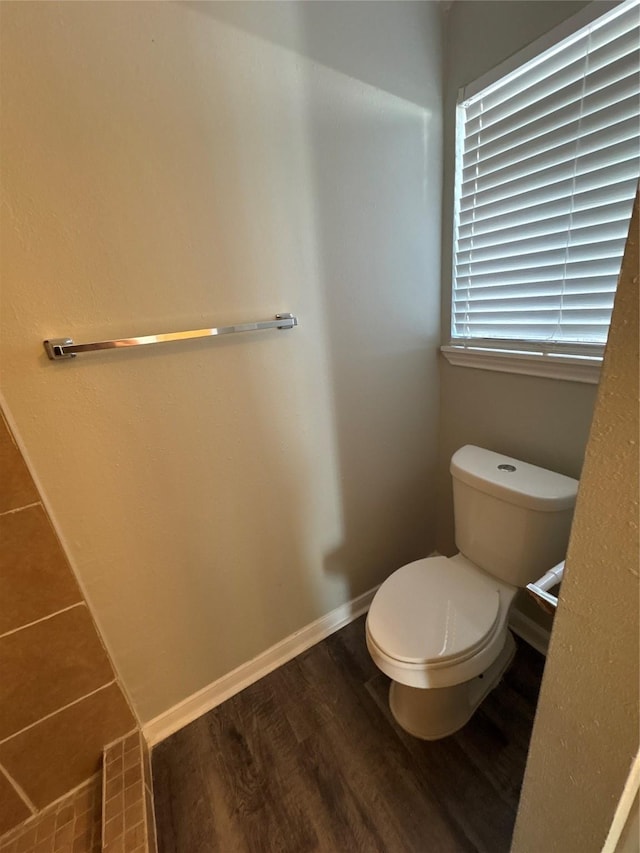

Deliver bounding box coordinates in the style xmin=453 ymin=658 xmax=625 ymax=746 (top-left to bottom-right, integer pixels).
xmin=366 ymin=445 xmax=578 ymax=740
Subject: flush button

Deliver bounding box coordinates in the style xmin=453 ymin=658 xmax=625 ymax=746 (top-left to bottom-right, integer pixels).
xmin=498 ymin=464 xmax=516 ymax=472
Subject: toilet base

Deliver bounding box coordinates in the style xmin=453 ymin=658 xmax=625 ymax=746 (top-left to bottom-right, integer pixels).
xmin=388 ymin=631 xmax=517 ymax=740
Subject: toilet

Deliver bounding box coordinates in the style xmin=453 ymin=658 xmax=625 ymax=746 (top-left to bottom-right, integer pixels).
xmin=365 ymin=445 xmax=578 ymax=740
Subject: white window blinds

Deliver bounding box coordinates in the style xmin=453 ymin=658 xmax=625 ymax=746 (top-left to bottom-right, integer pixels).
xmin=452 ymin=0 xmax=640 ymax=354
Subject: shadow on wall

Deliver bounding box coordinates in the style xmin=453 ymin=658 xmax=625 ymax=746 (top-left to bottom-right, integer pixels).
xmin=307 ymin=1 xmax=443 ymax=600
xmin=307 ymin=81 xmax=442 ymax=595
xmin=192 ymin=1 xmax=444 ymax=607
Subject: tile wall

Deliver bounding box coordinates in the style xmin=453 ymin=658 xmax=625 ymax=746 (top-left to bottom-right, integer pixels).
xmin=0 ymin=408 xmax=137 ymax=837
xmin=0 ymin=775 xmax=102 ymax=853
xmin=102 ymin=732 xmax=157 ymax=853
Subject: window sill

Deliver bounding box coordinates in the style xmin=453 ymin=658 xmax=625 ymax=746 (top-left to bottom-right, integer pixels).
xmin=441 ymin=344 xmax=601 ymax=384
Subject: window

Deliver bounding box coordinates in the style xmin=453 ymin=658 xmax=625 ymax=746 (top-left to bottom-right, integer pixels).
xmin=444 ymin=0 xmax=640 ymax=383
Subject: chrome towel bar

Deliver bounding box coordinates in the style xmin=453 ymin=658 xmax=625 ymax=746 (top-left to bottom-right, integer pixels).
xmin=43 ymin=313 xmax=298 ymax=360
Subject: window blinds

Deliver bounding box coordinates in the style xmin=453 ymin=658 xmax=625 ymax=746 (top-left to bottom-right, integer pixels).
xmin=452 ymin=0 xmax=640 ymax=353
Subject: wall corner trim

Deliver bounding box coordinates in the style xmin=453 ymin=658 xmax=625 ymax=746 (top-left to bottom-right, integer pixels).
xmin=143 ymin=586 xmax=379 ymax=747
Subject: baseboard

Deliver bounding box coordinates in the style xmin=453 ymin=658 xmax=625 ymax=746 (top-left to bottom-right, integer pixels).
xmin=144 ymin=582 xmax=550 ymax=747
xmin=143 ymin=585 xmax=379 ymax=747
xmin=509 ymin=607 xmax=551 ymax=656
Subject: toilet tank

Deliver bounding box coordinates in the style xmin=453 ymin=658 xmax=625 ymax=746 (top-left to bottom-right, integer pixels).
xmin=451 ymin=446 xmax=579 ymax=588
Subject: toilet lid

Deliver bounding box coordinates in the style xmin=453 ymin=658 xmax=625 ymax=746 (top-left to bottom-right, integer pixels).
xmin=367 ymin=557 xmax=502 ymax=665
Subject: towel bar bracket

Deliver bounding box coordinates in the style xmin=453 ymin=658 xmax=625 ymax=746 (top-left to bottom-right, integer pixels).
xmin=44 ymin=338 xmax=76 ymax=360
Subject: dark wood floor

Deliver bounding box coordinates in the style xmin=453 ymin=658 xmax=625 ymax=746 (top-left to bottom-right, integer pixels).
xmin=152 ymin=616 xmax=545 ymax=853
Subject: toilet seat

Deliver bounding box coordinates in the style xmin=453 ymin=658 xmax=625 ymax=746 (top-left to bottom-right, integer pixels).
xmin=368 ymin=555 xmax=502 ymax=666
xmin=366 ymin=555 xmax=515 ymax=690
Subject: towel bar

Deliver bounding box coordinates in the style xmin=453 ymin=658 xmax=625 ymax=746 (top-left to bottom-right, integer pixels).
xmin=43 ymin=313 xmax=298 ymax=360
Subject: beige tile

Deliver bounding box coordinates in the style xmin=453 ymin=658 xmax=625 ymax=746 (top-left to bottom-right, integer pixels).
xmin=0 ymin=777 xmax=101 ymax=853
xmin=103 ymin=814 xmax=123 ymax=846
xmin=71 ymin=785 xmax=94 ymax=819
xmin=71 ymin=810 xmax=91 ymax=840
xmin=35 ymin=812 xmax=56 ymax=841
xmin=123 ymin=822 xmax=145 ymax=850
xmin=105 ymin=742 xmax=123 ymax=764
xmin=123 ymin=784 xmax=142 ymax=811
xmin=123 ymin=800 xmax=144 ymax=832
xmin=3 ymin=816 xmax=38 ymax=850
xmin=0 ymin=414 xmax=38 ymax=515
xmin=15 ymin=826 xmax=38 ymax=852
xmin=0 ymin=771 xmax=32 ymax=837
xmin=104 ymin=773 xmax=123 ymax=804
xmin=0 ymin=505 xmax=82 ymax=634
xmin=122 ymin=733 xmax=139 ymax=754
xmin=122 ymin=750 xmax=139 ymax=773
xmin=106 ymin=754 xmax=123 ymax=779
xmin=0 ymin=683 xmax=135 ymax=809
xmin=123 ymin=764 xmax=142 ymax=790
xmin=54 ymin=805 xmax=74 ymax=829
xmin=0 ymin=605 xmax=116 ymax=740
xmin=52 ymin=820 xmax=74 ymax=850
xmin=72 ymin=778 xmax=100 ymax=849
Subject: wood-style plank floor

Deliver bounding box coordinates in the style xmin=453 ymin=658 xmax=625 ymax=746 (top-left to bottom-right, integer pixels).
xmin=152 ymin=616 xmax=545 ymax=853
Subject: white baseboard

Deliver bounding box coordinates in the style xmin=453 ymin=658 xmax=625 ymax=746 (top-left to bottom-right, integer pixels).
xmin=144 ymin=583 xmax=550 ymax=748
xmin=143 ymin=585 xmax=379 ymax=747
xmin=509 ymin=607 xmax=551 ymax=656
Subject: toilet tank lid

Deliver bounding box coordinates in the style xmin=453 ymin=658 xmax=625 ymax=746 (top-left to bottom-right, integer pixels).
xmin=450 ymin=446 xmax=578 ymax=511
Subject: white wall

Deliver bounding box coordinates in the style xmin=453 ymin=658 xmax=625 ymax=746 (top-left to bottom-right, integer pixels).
xmin=0 ymin=1 xmax=443 ymax=722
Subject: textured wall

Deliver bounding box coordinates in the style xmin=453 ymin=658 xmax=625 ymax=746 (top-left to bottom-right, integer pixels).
xmin=0 ymin=408 xmax=135 ymax=837
xmin=436 ymin=0 xmax=597 ymax=560
xmin=0 ymin=1 xmax=443 ymax=723
xmin=512 ymin=196 xmax=639 ymax=852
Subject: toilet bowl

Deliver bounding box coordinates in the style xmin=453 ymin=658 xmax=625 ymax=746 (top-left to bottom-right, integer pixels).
xmin=366 ymin=445 xmax=578 ymax=740
xmin=366 ymin=553 xmax=517 ymax=738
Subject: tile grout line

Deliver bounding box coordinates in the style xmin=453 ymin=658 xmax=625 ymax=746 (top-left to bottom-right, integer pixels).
xmin=0 ymin=601 xmax=85 ymax=640
xmin=0 ymin=501 xmax=41 ymax=518
xmin=0 ymin=762 xmax=37 ymax=815
xmin=0 ymin=680 xmax=117 ymax=745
